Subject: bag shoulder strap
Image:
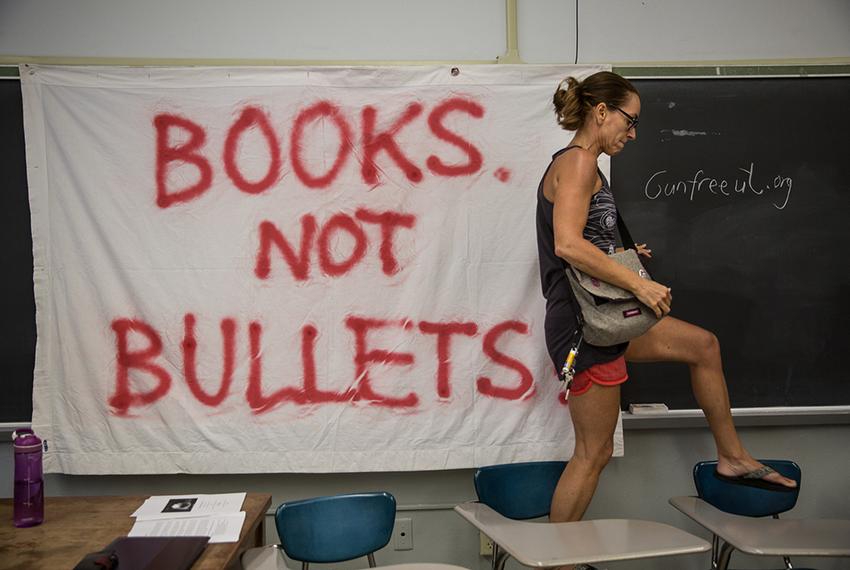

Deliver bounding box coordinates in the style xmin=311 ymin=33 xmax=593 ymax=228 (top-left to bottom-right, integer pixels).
xmin=616 ymin=209 xmax=637 ymax=251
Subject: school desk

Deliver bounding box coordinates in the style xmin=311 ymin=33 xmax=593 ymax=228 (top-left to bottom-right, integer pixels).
xmin=373 ymin=562 xmax=468 ymax=570
xmin=670 ymin=495 xmax=850 ymax=570
xmin=454 ymin=501 xmax=710 ymax=568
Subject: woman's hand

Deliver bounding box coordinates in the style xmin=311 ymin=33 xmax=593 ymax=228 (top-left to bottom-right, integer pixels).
xmin=615 ymin=243 xmax=652 ymax=257
xmin=633 ymin=279 xmax=672 ymax=318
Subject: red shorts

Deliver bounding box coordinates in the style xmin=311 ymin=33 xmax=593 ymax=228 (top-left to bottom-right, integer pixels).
xmin=570 ymin=356 xmax=629 ymax=396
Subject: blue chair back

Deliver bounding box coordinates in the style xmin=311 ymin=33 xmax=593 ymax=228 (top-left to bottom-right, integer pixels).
xmin=474 ymin=461 xmax=567 ymax=520
xmin=694 ymin=460 xmax=801 ymax=517
xmin=274 ymin=492 xmax=396 ymax=564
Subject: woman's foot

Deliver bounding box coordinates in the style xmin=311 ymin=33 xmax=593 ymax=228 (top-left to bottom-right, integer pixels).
xmin=716 ymin=456 xmax=797 ymax=488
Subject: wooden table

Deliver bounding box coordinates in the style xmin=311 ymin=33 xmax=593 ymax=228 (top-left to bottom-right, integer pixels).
xmin=0 ymin=493 xmax=271 ymax=570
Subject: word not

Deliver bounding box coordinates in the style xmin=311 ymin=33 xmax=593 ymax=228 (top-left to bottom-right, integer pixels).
xmin=155 ymin=97 xmax=487 ymax=208
xmin=109 ymin=313 xmax=536 ymax=415
xmin=255 ymin=207 xmax=415 ymax=280
xmin=644 ymin=162 xmax=793 ymax=210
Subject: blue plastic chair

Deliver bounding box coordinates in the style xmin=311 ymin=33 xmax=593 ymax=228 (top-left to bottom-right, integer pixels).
xmin=693 ymin=460 xmax=808 ymax=570
xmin=274 ymin=491 xmax=396 ymax=570
xmin=474 ymin=461 xmax=567 ymax=570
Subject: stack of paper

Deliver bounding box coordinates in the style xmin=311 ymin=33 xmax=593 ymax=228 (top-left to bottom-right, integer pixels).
xmin=129 ymin=492 xmax=247 ymax=543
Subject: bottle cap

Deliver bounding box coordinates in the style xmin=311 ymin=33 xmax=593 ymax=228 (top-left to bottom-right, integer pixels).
xmin=13 ymin=428 xmax=42 ymax=451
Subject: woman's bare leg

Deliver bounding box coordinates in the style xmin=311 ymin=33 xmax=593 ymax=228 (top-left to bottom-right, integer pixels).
xmin=550 ymin=382 xmax=622 ymax=522
xmin=626 ymin=316 xmax=796 ymax=487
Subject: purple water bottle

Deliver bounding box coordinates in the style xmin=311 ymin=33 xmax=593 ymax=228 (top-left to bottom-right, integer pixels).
xmin=13 ymin=428 xmax=44 ymax=527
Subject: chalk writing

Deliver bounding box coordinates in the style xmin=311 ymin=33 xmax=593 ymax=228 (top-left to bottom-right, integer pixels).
xmin=644 ymin=163 xmax=793 ymax=210
xmin=670 ymin=129 xmax=706 ymax=137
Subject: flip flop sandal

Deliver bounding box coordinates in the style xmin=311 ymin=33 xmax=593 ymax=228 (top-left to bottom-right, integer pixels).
xmin=713 ymin=465 xmax=796 ymax=492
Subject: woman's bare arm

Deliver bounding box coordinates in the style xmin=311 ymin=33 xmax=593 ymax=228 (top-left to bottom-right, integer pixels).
xmin=548 ymin=149 xmax=672 ymax=317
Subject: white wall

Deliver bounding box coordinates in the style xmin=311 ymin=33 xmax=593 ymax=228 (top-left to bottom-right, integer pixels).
xmin=519 ymin=0 xmax=850 ymax=63
xmin=1 ymin=0 xmax=848 ymax=63
xmin=0 ymin=0 xmax=505 ymax=61
xmin=1 ymin=2 xmax=849 ymax=569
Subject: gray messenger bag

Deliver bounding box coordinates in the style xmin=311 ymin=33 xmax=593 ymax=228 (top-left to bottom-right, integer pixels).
xmin=565 ymin=214 xmax=663 ymax=346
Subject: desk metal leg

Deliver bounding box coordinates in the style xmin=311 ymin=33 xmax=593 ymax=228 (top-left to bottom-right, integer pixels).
xmin=716 ymin=541 xmax=735 ymax=570
xmin=711 ymin=534 xmax=720 ymax=568
xmin=492 ymin=544 xmax=509 ymax=570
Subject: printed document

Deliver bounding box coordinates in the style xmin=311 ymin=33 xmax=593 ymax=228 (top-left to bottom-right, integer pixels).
xmin=129 ymin=492 xmax=247 ymax=543
xmin=129 ymin=512 xmax=246 ymax=543
xmin=132 ymin=492 xmax=246 ymax=520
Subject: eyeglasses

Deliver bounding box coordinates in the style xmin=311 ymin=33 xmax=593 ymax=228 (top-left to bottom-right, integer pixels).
xmin=609 ymin=104 xmax=639 ymax=130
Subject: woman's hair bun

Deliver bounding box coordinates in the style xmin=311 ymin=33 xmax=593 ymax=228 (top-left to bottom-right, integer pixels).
xmin=553 ymin=71 xmax=638 ymax=131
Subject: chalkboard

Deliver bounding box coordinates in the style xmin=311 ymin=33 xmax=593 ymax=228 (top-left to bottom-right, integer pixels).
xmin=0 ymin=78 xmax=36 ymax=423
xmin=614 ymin=76 xmax=850 ymax=410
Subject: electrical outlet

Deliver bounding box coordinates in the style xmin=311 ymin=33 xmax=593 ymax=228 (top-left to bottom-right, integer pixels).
xmin=479 ymin=532 xmax=493 ymax=556
xmin=394 ymin=517 xmax=413 ymax=550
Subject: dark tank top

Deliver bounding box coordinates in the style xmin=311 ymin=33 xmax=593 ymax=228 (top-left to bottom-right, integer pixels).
xmin=535 ymin=146 xmax=628 ymax=374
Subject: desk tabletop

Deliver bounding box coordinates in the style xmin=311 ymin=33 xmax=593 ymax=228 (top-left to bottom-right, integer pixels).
xmin=455 ymin=502 xmax=710 ymax=567
xmin=372 ymin=562 xmax=469 ymax=570
xmin=670 ymin=496 xmax=850 ymax=557
xmin=0 ymin=493 xmax=271 ymax=570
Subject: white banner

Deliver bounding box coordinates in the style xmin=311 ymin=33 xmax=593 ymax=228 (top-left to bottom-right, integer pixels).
xmin=22 ymin=63 xmax=621 ymax=474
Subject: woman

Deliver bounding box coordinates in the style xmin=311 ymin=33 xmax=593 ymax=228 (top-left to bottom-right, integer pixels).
xmin=535 ymin=71 xmax=796 ymax=525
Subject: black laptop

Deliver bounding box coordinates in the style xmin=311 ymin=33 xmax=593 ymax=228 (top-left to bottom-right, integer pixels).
xmin=74 ymin=536 xmax=210 ymax=570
